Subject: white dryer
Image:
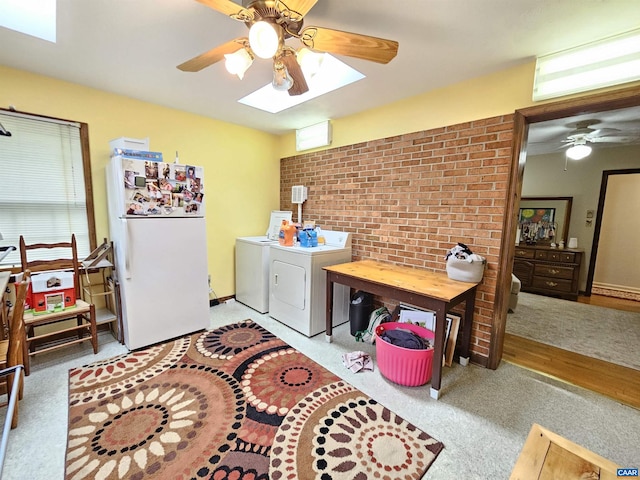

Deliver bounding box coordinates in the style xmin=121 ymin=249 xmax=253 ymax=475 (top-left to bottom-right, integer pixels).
xmin=269 ymin=231 xmax=352 ymax=337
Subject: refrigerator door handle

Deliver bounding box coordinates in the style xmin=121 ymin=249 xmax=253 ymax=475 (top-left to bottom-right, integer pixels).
xmin=123 ymin=218 xmax=132 ymax=279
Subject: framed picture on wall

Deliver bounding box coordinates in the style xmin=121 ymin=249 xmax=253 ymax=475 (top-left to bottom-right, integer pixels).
xmin=518 ymin=197 xmax=573 ymax=245
xmin=518 ymin=207 xmax=555 ymax=224
xmin=518 ymin=207 xmax=557 ymax=244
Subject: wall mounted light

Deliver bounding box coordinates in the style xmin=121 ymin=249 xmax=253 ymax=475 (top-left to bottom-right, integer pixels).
xmin=533 ymin=28 xmax=640 ymax=101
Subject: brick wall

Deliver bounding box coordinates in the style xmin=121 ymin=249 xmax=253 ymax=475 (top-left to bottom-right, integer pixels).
xmin=280 ymin=114 xmax=514 ymax=365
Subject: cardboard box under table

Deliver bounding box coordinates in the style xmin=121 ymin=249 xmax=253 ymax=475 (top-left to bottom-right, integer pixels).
xmin=30 ymin=270 xmax=76 ymax=313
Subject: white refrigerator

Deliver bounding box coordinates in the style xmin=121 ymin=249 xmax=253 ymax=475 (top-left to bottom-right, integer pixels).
xmin=106 ymin=153 xmax=210 ymax=350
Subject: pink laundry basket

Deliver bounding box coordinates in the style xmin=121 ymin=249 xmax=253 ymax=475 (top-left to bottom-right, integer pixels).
xmin=375 ymin=322 xmax=435 ymax=387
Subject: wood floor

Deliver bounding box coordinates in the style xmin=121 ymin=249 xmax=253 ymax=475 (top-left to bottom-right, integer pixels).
xmin=503 ymin=294 xmax=640 ymax=410
xmin=577 ymin=293 xmax=640 ymax=313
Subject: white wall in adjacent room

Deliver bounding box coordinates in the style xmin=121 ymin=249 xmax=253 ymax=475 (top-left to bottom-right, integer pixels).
xmin=522 ymin=144 xmax=640 ymax=292
xmin=593 ymin=172 xmax=640 ymax=294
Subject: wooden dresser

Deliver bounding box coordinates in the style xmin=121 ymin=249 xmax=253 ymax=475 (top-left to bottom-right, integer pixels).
xmin=513 ymin=245 xmax=583 ymax=301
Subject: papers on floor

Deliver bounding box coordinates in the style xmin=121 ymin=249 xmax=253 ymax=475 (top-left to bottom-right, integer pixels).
xmin=342 ymin=351 xmax=374 ymax=373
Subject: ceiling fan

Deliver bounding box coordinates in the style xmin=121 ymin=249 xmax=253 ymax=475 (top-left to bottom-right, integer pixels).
xmin=177 ymin=0 xmax=399 ymax=96
xmin=561 ymin=120 xmax=634 ymax=160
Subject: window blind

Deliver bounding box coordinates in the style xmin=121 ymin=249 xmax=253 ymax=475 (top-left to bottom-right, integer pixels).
xmin=0 ymin=112 xmax=90 ymax=266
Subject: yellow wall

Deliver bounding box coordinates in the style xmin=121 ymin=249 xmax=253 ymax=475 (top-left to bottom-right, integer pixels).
xmin=1 ymin=66 xmax=280 ymax=297
xmin=277 ymin=62 xmax=538 ymax=157
xmin=276 ymin=60 xmax=640 ymax=157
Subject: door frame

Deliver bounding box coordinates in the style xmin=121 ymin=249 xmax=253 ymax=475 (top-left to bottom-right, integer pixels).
xmin=489 ymin=84 xmax=640 ymax=370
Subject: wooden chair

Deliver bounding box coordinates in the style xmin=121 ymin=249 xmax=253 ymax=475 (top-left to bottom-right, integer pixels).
xmin=19 ymin=235 xmax=97 ymax=376
xmin=0 ymin=271 xmax=30 ymax=429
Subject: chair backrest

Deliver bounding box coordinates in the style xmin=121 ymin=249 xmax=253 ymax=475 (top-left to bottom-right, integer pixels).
xmin=19 ymin=235 xmax=81 ymax=297
xmin=8 ymin=270 xmax=29 ymax=368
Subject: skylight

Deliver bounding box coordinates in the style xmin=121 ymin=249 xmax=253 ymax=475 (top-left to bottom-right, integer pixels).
xmin=239 ymin=54 xmax=365 ymax=114
xmin=0 ymin=0 xmax=56 ymax=43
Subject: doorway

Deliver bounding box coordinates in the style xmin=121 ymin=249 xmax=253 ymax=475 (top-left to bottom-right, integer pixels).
xmin=586 ymin=169 xmax=640 ymax=297
xmin=509 ymin=165 xmax=640 ymax=369
xmin=491 ymin=84 xmax=640 ymax=370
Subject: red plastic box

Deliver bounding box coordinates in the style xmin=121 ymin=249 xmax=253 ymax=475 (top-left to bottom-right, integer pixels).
xmin=375 ymin=322 xmax=435 ymax=387
xmin=31 ymin=270 xmax=76 ymax=313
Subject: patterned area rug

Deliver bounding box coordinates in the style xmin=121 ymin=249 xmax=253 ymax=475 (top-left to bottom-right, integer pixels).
xmin=65 ymin=320 xmax=444 ymax=479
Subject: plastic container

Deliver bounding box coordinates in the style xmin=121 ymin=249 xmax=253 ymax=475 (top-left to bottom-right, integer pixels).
xmin=375 ymin=322 xmax=435 ymax=386
xmin=278 ymin=220 xmax=296 ymax=246
xmin=299 ymin=228 xmax=318 ymax=247
xmin=349 ymin=291 xmax=373 ymax=336
xmin=446 ymin=256 xmax=485 ymax=283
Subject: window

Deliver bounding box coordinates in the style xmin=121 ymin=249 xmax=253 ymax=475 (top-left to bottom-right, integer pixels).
xmin=0 ymin=109 xmax=96 ymax=267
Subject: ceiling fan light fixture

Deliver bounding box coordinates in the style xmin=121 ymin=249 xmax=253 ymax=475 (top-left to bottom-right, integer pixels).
xmin=248 ymin=21 xmax=280 ymax=59
xmin=297 ymin=47 xmax=324 ymax=78
xmin=566 ymin=143 xmax=592 ymax=160
xmin=224 ymin=48 xmax=254 ymax=79
xmin=272 ymin=61 xmax=294 ymax=91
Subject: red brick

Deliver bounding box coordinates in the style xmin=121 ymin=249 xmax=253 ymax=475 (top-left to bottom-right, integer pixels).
xmin=281 ymin=114 xmax=514 ymax=364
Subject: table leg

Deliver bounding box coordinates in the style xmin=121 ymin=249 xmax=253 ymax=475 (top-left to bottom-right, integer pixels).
xmin=429 ymin=387 xmax=440 ymax=400
xmin=325 ymin=274 xmax=334 ymax=343
xmin=458 ymin=288 xmax=476 ymax=367
xmin=430 ymin=306 xmax=446 ymax=399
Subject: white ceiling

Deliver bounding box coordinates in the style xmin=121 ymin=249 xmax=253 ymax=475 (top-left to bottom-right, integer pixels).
xmin=1 ymin=0 xmax=640 ymax=137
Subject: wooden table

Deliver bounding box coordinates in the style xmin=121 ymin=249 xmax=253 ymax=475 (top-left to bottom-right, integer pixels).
xmin=324 ymin=260 xmax=479 ymax=399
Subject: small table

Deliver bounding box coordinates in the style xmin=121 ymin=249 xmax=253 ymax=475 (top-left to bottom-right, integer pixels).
xmin=324 ymin=260 xmax=479 ymax=399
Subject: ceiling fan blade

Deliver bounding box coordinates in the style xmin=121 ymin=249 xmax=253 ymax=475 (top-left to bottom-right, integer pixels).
xmin=177 ymin=38 xmax=248 ymax=72
xmin=589 ymin=135 xmax=640 ymax=143
xmin=195 ymin=0 xmax=253 ymax=20
xmin=299 ymin=26 xmax=398 ymax=64
xmin=589 ymin=127 xmax=621 ymax=137
xmin=282 ymin=0 xmax=318 ymax=20
xmin=280 ymin=53 xmax=309 ymax=96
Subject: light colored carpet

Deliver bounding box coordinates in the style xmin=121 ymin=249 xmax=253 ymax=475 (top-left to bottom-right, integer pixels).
xmin=506 ymin=292 xmax=640 ymax=370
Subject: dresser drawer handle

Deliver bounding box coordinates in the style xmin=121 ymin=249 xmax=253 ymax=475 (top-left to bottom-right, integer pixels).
xmin=548 ymin=269 xmax=560 ymax=275
xmin=545 ymin=281 xmax=558 ymax=287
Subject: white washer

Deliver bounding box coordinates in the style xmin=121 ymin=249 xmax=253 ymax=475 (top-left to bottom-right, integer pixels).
xmin=236 ymin=236 xmax=277 ymax=313
xmin=269 ymin=231 xmax=352 ymax=337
